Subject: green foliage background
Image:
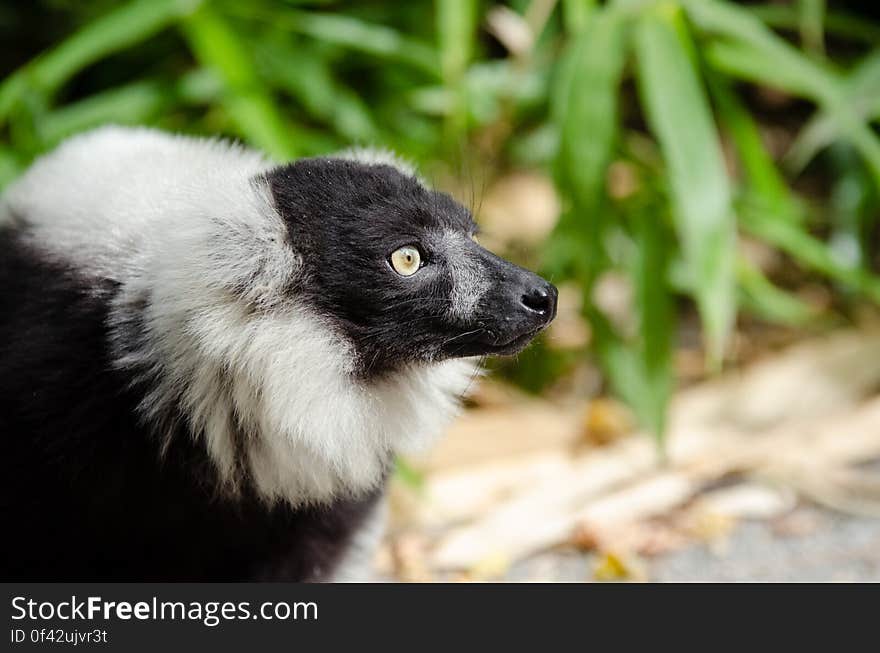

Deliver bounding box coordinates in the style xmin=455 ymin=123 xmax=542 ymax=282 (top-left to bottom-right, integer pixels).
xmin=2 ymin=0 xmax=879 ymax=443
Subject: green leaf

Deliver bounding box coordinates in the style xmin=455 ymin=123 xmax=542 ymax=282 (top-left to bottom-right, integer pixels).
xmin=255 ymin=39 xmax=378 ymax=143
xmin=712 ymin=70 xmax=880 ymax=307
xmin=0 ymin=75 xmax=29 ymax=127
xmin=737 ymin=259 xmax=818 ymax=326
xmin=687 ymin=0 xmax=880 ymax=186
xmin=180 ymin=6 xmax=298 ymax=160
xmin=703 ymin=39 xmax=837 ymax=104
xmin=828 ymin=147 xmax=880 ymax=272
xmin=436 ymin=0 xmax=478 ymax=137
xmin=635 ymin=5 xmax=736 ymax=369
xmin=38 ymin=81 xmax=168 ymax=146
xmin=797 ymin=0 xmax=826 ymax=55
xmin=709 ymin=73 xmax=802 ymax=224
xmin=748 ymin=4 xmax=880 ymax=46
xmin=264 ymin=10 xmax=440 ymax=77
xmin=562 ymin=0 xmax=598 ymax=34
xmin=0 ymin=0 xmax=198 ymax=123
xmin=436 ymin=0 xmax=477 ymax=84
xmin=740 ymin=200 xmax=880 ymax=304
xmin=553 ymin=8 xmax=627 ymax=213
xmin=587 ymin=308 xmax=644 ymax=421
xmin=633 ymin=207 xmax=674 ymax=443
xmin=786 ymin=51 xmax=880 ymax=173
xmin=0 ymin=148 xmax=21 ymax=191
xmin=552 ymin=8 xmax=628 ymax=284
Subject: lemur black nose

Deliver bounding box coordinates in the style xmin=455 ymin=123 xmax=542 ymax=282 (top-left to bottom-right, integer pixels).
xmin=520 ymin=282 xmax=558 ymax=322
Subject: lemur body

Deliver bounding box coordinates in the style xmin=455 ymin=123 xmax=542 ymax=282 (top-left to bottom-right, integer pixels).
xmin=0 ymin=127 xmax=556 ymax=580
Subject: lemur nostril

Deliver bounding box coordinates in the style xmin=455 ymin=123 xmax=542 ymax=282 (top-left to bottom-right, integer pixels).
xmin=521 ymin=287 xmax=551 ymax=314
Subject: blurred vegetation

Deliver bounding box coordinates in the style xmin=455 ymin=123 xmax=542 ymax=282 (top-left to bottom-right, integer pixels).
xmin=1 ymin=0 xmax=879 ymax=444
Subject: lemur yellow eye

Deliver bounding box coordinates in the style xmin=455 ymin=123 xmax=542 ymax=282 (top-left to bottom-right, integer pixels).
xmin=390 ymin=246 xmax=422 ymax=276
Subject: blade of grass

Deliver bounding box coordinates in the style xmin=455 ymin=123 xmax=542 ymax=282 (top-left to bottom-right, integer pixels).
xmin=176 ymin=68 xmax=224 ymax=104
xmin=686 ymin=0 xmax=880 ymax=186
xmin=551 ymin=7 xmax=627 ymax=286
xmin=707 ymin=39 xmax=880 ymax=186
xmin=38 ymin=81 xmax=169 ymax=146
xmin=239 ymin=8 xmax=440 ymax=78
xmin=737 ymin=258 xmax=818 ymax=326
xmin=747 ymin=4 xmax=880 ymax=46
xmin=437 ymin=0 xmax=477 ymax=84
xmin=633 ymin=206 xmax=674 ymax=445
xmin=562 ymin=0 xmax=598 ymax=34
xmin=827 ymin=146 xmax=873 ymax=271
xmin=255 ymin=39 xmax=377 ymax=143
xmin=708 ymin=73 xmax=827 ymax=322
xmin=0 ymin=148 xmax=21 ymax=191
xmin=0 ymin=0 xmax=197 ymax=122
xmin=587 ymin=297 xmax=670 ymax=457
xmin=716 ymin=73 xmax=880 ymax=305
xmin=797 ymin=0 xmax=825 ymax=55
xmin=635 ymin=4 xmax=736 ymax=369
xmin=436 ymin=0 xmax=478 ymax=138
xmin=786 ymin=51 xmax=880 ymax=174
xmin=703 ymin=38 xmax=836 ymax=101
xmin=740 ymin=198 xmax=880 ymax=304
xmin=180 ymin=5 xmax=298 ymax=159
xmin=7 ymin=88 xmax=51 ymax=158
xmin=586 ymin=307 xmax=646 ymax=426
xmin=553 ymin=6 xmax=677 ymax=445
xmin=708 ymin=73 xmax=802 ymax=224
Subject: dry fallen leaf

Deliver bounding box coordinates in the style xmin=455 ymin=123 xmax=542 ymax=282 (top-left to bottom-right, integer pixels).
xmin=390 ymin=533 xmax=433 ymax=583
xmin=592 ymin=550 xmax=647 ymax=582
xmin=771 ymin=509 xmax=823 ymax=538
xmin=580 ymin=398 xmax=635 ymax=447
xmin=463 ymin=552 xmax=512 ymax=582
xmin=571 ymin=522 xmax=602 ymax=552
xmin=695 ymin=483 xmax=796 ymax=520
xmin=678 ymin=508 xmax=737 ymax=556
xmin=573 ymin=520 xmax=685 ymax=557
xmin=632 ymin=522 xmax=690 ymax=557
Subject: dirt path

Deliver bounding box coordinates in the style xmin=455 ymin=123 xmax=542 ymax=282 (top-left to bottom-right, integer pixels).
xmin=504 ymin=506 xmax=880 ymax=582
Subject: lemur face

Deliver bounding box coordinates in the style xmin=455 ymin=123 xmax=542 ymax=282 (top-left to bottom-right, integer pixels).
xmin=267 ymin=158 xmax=557 ymax=377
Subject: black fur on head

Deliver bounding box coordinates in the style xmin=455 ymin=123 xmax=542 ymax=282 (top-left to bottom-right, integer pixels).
xmin=266 ymin=158 xmax=557 ymax=378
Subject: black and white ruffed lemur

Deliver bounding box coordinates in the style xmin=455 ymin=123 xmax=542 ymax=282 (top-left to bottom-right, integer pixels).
xmin=0 ymin=127 xmax=557 ymax=581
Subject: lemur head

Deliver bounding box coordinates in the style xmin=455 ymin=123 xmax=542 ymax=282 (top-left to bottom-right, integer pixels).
xmin=266 ymin=158 xmax=557 ymax=378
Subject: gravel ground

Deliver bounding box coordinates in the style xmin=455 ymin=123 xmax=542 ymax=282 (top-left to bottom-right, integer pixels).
xmin=505 ymin=506 xmax=880 ymax=582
